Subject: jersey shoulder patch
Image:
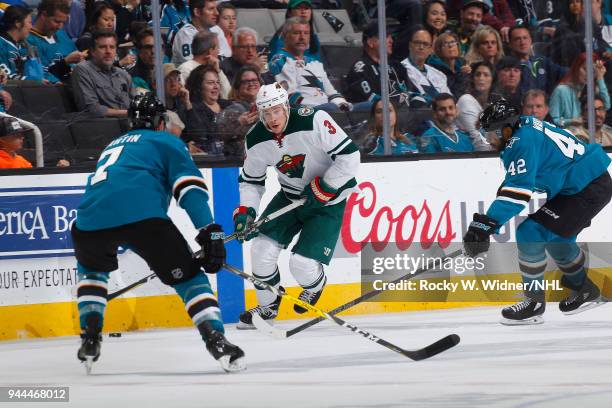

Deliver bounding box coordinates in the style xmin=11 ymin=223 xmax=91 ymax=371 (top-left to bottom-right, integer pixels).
xmin=245 ymin=122 xmax=274 ymax=150
xmin=297 ymin=106 xmax=314 ymax=116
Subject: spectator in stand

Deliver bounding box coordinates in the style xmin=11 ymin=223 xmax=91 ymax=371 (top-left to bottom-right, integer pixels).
xmin=0 ymin=74 xmax=13 ymax=113
xmin=344 ymin=22 xmax=409 ymax=106
xmin=508 ymin=25 xmax=568 ymax=95
xmin=77 ymin=3 xmax=136 ymax=68
xmin=549 ymin=53 xmax=610 ymax=127
xmin=464 ymin=25 xmax=504 ymax=66
xmin=270 ymin=17 xmax=351 ymax=111
xmin=171 ymin=0 xmax=228 ymax=65
xmin=129 ymin=28 xmax=155 ymax=93
xmin=568 ymin=94 xmax=612 ymax=145
xmin=227 ymin=65 xmax=260 ymax=130
xmin=508 ymin=0 xmax=561 ymax=40
xmin=183 ymin=64 xmax=230 ymax=154
xmin=65 ymin=0 xmax=86 ymax=40
xmin=423 ymin=0 xmax=449 ymax=41
xmin=494 ymin=56 xmax=523 ymax=107
xmin=421 ymin=93 xmax=475 ymax=152
xmin=161 ymin=0 xmax=190 ymax=40
xmin=549 ymin=0 xmax=609 ymax=66
xmin=220 ymin=27 xmax=268 ymax=84
xmin=522 ymin=89 xmax=552 ymax=122
xmin=366 ymin=99 xmax=419 ymax=156
xmin=427 ymin=31 xmax=471 ymax=96
xmin=269 ymin=0 xmax=321 ymax=62
xmin=104 ymin=0 xmax=134 ymax=44
xmin=220 ymin=66 xmax=262 ymax=157
xmin=0 ymin=6 xmax=44 ymax=81
xmin=454 ymin=0 xmax=489 ymax=55
xmin=593 ymin=0 xmax=612 ymax=52
xmin=217 ymin=2 xmax=236 ymax=58
xmin=72 ymin=30 xmax=132 ymax=117
xmin=161 ymin=63 xmax=189 ymax=136
xmin=0 ymin=116 xmax=31 ymax=169
xmin=448 ymin=0 xmax=515 ymax=42
xmin=28 ymin=0 xmax=86 ymax=83
xmin=179 ymin=31 xmax=231 ymax=98
xmin=400 ymin=26 xmax=451 ymax=106
xmin=456 ymin=61 xmax=499 ymax=151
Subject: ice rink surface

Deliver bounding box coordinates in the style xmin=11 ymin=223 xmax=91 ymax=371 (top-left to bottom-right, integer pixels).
xmin=2 ymin=305 xmax=612 ymax=408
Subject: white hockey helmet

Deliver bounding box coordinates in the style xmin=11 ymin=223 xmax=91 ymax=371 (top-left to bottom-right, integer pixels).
xmin=256 ymin=82 xmax=290 ymax=130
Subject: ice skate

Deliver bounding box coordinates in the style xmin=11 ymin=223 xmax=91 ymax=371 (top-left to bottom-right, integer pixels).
xmin=294 ymin=275 xmax=327 ymax=314
xmin=77 ymin=315 xmax=102 ymax=375
xmin=559 ymin=277 xmax=607 ymax=315
xmin=205 ymin=330 xmax=246 ymax=373
xmin=500 ymin=298 xmax=545 ymax=325
xmin=237 ymin=289 xmax=282 ymax=329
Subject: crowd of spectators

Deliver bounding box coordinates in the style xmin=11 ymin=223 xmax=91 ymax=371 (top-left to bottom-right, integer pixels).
xmin=1 ymin=0 xmax=612 ymax=169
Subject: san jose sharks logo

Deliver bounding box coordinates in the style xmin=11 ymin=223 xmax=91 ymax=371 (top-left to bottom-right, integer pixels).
xmin=276 ymin=154 xmax=306 ymax=178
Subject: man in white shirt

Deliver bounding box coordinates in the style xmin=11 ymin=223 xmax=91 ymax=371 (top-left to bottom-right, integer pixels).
xmin=171 ymin=0 xmax=229 ymax=65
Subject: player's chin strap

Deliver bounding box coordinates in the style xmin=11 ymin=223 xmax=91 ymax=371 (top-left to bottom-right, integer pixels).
xmin=106 ymin=199 xmax=306 ymax=301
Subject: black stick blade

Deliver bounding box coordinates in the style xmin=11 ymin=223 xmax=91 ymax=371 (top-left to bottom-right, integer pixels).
xmin=403 ymin=334 xmax=460 ymax=361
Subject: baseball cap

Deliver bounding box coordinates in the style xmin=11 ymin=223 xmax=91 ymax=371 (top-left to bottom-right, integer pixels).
xmin=163 ymin=63 xmax=180 ymax=79
xmin=288 ymin=0 xmax=312 ymax=9
xmin=362 ymin=22 xmax=381 ymax=43
xmin=0 ymin=117 xmax=26 ymax=138
xmin=462 ymin=0 xmax=490 ymax=13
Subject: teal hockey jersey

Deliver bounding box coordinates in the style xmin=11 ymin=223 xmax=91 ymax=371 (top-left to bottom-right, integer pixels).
xmin=487 ymin=116 xmax=611 ymax=226
xmin=76 ymin=130 xmax=213 ymax=231
xmin=26 ymin=28 xmax=76 ymax=83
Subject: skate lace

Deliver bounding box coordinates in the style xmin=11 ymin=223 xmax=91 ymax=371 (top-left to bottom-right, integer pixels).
xmin=298 ymin=289 xmax=317 ymax=305
xmin=509 ymin=299 xmax=533 ymax=312
xmin=252 ymin=305 xmax=276 ymax=318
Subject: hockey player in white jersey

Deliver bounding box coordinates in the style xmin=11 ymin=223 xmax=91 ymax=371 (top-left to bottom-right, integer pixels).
xmin=235 ymin=83 xmax=360 ymax=328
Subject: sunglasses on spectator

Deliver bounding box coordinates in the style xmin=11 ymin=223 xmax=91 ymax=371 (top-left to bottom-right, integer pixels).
xmin=139 ymin=45 xmax=154 ymax=50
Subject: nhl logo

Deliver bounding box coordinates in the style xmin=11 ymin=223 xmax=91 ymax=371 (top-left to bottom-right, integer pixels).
xmin=171 ymin=268 xmax=183 ymax=279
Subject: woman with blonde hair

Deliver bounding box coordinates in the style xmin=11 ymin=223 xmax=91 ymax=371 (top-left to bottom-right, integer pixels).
xmin=464 ymin=26 xmax=504 ymax=66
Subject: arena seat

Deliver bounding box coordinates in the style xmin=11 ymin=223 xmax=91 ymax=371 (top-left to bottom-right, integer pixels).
xmin=270 ymin=9 xmax=286 ymax=32
xmin=20 ymin=84 xmax=76 ymax=118
xmin=70 ymin=118 xmax=123 ymax=150
xmin=236 ymin=9 xmax=277 ymax=45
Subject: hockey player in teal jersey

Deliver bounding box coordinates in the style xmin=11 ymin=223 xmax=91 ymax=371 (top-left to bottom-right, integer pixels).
xmin=72 ymin=93 xmax=245 ymax=373
xmin=463 ymin=99 xmax=612 ymax=325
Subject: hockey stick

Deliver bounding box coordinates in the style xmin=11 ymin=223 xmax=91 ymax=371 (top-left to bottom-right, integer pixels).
xmin=223 ymin=263 xmax=460 ymax=361
xmin=263 ymin=248 xmax=465 ymax=338
xmin=106 ymin=199 xmax=305 ymax=301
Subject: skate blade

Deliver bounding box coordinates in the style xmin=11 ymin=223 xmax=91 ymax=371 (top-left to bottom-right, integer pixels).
xmin=237 ymin=319 xmax=274 ymax=330
xmin=500 ymin=315 xmax=544 ymax=326
xmin=218 ymin=355 xmax=246 ymax=373
xmin=562 ymin=296 xmax=608 ymax=315
xmin=83 ymin=357 xmax=94 ymax=375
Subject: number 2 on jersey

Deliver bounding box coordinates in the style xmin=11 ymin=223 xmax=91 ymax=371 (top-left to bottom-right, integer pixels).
xmin=90 ymin=146 xmax=124 ymax=185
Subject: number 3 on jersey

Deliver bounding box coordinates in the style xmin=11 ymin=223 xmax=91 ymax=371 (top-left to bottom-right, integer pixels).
xmin=90 ymin=146 xmax=124 ymax=185
xmin=323 ymin=120 xmax=336 ymax=134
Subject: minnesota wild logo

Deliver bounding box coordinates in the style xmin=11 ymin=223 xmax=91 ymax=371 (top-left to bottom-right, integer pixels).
xmin=276 ymin=154 xmax=306 ymax=178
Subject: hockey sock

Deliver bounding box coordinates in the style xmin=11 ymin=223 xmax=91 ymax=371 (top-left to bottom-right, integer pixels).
xmin=549 ymin=244 xmax=587 ymax=289
xmin=251 ymin=235 xmax=283 ymax=306
xmin=290 ymin=253 xmax=326 ymax=293
xmin=76 ymin=263 xmax=109 ymax=333
xmin=173 ymin=274 xmax=224 ymax=341
xmin=517 ymin=250 xmax=547 ymax=299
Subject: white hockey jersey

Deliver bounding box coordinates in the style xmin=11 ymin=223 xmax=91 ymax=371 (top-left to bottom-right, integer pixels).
xmin=400 ymin=58 xmax=451 ymax=103
xmin=171 ymin=24 xmax=228 ymax=66
xmin=239 ymin=107 xmax=360 ymax=211
xmin=269 ymin=50 xmax=344 ymax=107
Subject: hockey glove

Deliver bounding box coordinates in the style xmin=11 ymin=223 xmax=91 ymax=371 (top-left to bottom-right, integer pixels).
xmin=463 ymin=213 xmax=498 ymax=257
xmin=196 ymin=224 xmax=226 ymax=274
xmin=301 ymin=176 xmax=337 ymax=210
xmin=233 ymin=206 xmax=258 ymax=242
